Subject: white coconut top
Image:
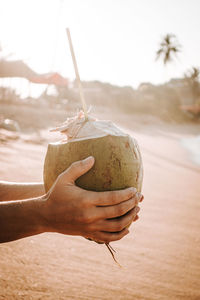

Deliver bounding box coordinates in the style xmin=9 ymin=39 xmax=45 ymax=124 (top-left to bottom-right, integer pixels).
xmin=51 ymin=111 xmax=128 ymax=143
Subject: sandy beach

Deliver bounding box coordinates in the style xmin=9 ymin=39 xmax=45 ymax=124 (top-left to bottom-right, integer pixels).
xmin=0 ymin=107 xmax=200 ymax=300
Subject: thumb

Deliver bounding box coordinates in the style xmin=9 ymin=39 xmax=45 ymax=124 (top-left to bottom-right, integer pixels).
xmin=60 ymin=156 xmax=95 ymax=184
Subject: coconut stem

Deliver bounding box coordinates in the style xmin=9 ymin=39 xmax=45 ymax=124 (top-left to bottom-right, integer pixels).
xmin=105 ymin=243 xmax=122 ymax=268
xmin=66 ymin=28 xmax=88 ymax=120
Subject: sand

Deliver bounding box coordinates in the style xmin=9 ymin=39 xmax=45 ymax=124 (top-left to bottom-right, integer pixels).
xmin=0 ymin=112 xmax=200 ymax=300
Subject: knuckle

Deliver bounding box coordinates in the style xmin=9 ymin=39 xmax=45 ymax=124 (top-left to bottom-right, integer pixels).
xmin=126 ymin=190 xmax=133 ymax=200
xmin=110 ymin=191 xmax=118 ymax=203
xmin=57 ymin=172 xmax=63 ymax=181
xmin=78 ymin=160 xmax=85 ymax=168
xmin=117 ymin=205 xmax=125 ymax=216
xmin=55 ymin=172 xmax=66 ymax=186
xmin=81 ymin=212 xmax=92 ymax=224
xmin=70 ymin=161 xmax=78 ymax=171
xmin=81 ymin=197 xmax=89 ymax=208
xmin=113 ymin=220 xmax=125 ymax=232
xmin=96 ymin=194 xmax=103 ymax=204
xmin=125 ymin=188 xmax=136 ymax=200
xmin=84 ymin=223 xmax=93 ymax=231
xmin=57 ymin=172 xmax=62 ymax=179
xmin=102 ymin=207 xmax=110 ymax=219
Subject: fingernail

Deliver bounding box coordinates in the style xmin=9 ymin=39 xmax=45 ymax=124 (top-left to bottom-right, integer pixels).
xmin=136 ymin=192 xmax=143 ymax=201
xmin=136 ymin=206 xmax=140 ymax=213
xmin=133 ymin=215 xmax=139 ymax=221
xmin=140 ymin=195 xmax=144 ymax=202
xmin=83 ymin=156 xmax=94 ymax=164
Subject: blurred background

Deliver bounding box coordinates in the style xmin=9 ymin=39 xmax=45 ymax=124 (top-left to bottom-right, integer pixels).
xmin=0 ymin=1 xmax=200 ymax=299
xmin=1 ymin=0 xmax=200 ymax=124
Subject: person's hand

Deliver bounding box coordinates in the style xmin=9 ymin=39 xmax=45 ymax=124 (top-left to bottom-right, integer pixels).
xmin=42 ymin=156 xmax=143 ymax=244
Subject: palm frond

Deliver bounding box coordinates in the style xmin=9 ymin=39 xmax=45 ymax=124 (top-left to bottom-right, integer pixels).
xmin=170 ymin=47 xmax=180 ymax=53
xmin=155 ymin=48 xmax=164 ymax=60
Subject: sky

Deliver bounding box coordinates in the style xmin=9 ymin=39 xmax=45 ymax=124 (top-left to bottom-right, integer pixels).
xmin=0 ymin=0 xmax=200 ymax=92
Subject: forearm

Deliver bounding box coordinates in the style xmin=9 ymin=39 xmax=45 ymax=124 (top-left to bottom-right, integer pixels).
xmin=0 ymin=60 xmax=38 ymax=79
xmin=0 ymin=196 xmax=47 ymax=243
xmin=0 ymin=181 xmax=45 ymax=201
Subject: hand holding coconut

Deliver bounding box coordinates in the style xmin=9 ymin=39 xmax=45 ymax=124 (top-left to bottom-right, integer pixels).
xmin=43 ymin=156 xmax=142 ymax=244
xmin=0 ymin=168 xmax=142 ymax=244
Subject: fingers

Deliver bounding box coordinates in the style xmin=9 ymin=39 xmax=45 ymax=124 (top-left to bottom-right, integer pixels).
xmin=107 ymin=206 xmax=140 ymax=231
xmin=93 ymin=206 xmax=140 ymax=232
xmin=92 ymin=228 xmax=129 ymax=244
xmin=58 ymin=156 xmax=95 ymax=184
xmin=84 ymin=205 xmax=141 ymax=243
xmin=97 ymin=196 xmax=139 ymax=220
xmin=91 ymin=187 xmax=137 ymax=206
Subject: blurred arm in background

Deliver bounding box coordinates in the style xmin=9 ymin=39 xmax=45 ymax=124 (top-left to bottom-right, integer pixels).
xmin=0 ymin=59 xmax=38 ymax=79
xmin=0 ymin=59 xmax=68 ymax=86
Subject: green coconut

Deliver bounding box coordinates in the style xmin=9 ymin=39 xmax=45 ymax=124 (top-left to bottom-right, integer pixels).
xmin=43 ymin=115 xmax=143 ymax=265
xmin=43 ymin=118 xmax=143 ymax=193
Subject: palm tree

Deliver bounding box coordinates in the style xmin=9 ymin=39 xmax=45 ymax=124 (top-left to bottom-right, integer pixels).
xmin=184 ymin=67 xmax=200 ymax=81
xmin=184 ymin=67 xmax=200 ymax=105
xmin=156 ymin=34 xmax=181 ymax=65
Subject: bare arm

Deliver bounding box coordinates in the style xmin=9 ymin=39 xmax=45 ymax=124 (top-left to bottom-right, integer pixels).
xmin=0 ymin=196 xmax=46 ymax=242
xmin=0 ymin=181 xmax=45 ymax=201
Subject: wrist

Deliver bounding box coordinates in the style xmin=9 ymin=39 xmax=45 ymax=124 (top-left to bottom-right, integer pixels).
xmin=36 ymin=194 xmax=51 ymax=233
